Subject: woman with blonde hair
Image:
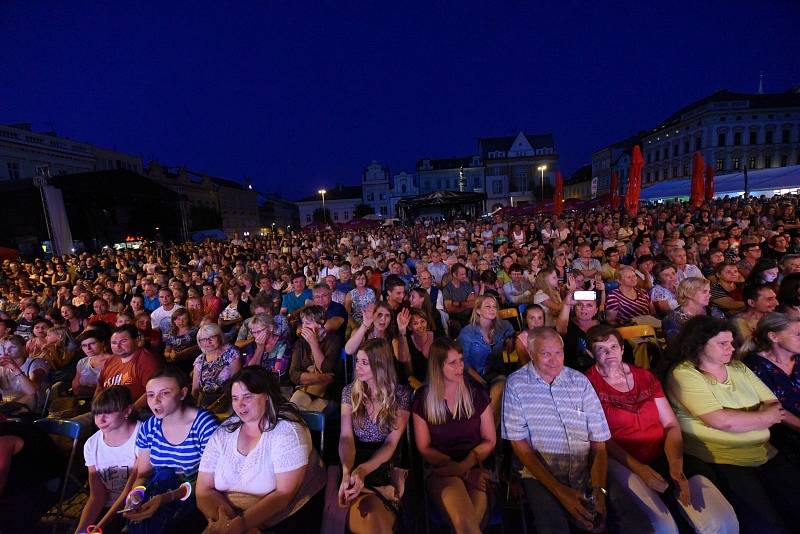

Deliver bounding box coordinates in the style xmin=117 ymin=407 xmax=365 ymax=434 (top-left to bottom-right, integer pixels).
xmin=192 ymin=323 xmax=242 ymax=410
xmin=662 ymin=277 xmax=724 ymax=340
xmin=412 ymin=338 xmax=496 ymax=534
xmin=456 ymin=295 xmax=514 ymax=422
xmin=41 ymin=325 xmax=76 ymax=382
xmin=532 ymin=268 xmax=563 ymax=327
xmin=338 ymin=338 xmax=411 ymax=533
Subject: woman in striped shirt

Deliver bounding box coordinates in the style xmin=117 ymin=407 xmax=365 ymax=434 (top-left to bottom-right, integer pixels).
xmin=121 ymin=366 xmax=219 ymax=533
xmin=605 ymin=266 xmax=654 ymax=326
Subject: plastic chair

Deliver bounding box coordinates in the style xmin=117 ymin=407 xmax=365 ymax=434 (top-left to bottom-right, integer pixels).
xmin=498 ymin=307 xmax=521 ymax=330
xmin=34 ymin=418 xmax=82 ymax=532
xmin=300 ymin=410 xmax=326 ymax=454
xmin=616 ymin=324 xmax=656 ymax=340
xmin=517 ymin=303 xmax=528 ymax=319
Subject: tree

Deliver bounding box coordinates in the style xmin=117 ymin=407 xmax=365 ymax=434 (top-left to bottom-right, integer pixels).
xmin=189 ymin=205 xmax=222 ymax=230
xmin=312 ymin=207 xmax=331 ymax=223
xmin=354 ymin=203 xmax=374 ymax=218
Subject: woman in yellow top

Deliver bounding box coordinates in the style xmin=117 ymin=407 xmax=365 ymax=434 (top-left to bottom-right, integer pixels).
xmin=667 ymin=316 xmax=800 ymax=534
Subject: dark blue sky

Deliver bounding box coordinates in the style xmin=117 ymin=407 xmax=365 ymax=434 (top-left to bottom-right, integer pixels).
xmin=2 ymin=1 xmax=798 ymax=200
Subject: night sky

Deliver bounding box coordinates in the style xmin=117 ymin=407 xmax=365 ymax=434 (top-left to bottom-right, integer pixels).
xmin=2 ymin=1 xmax=799 ymax=200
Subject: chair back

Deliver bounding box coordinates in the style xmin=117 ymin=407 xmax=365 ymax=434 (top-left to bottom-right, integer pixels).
xmin=300 ymin=410 xmax=325 ymax=454
xmin=497 ymin=307 xmax=521 ymax=329
xmin=34 ymin=418 xmax=82 ymax=527
xmin=616 ymin=324 xmax=656 ymax=340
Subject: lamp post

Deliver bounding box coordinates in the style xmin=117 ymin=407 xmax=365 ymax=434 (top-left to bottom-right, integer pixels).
xmin=537 ymin=165 xmax=548 ymax=201
xmin=318 ymin=189 xmax=327 ymax=223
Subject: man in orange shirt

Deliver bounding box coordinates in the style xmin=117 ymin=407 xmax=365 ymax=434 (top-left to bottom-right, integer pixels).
xmin=96 ymin=325 xmax=161 ymax=410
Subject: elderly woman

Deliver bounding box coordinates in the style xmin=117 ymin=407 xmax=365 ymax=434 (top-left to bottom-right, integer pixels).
xmin=412 ymin=338 xmax=496 ymax=534
xmin=667 ymin=316 xmax=800 ymax=533
xmin=586 ymin=324 xmax=737 ymax=534
xmin=605 ymin=265 xmax=654 ymax=326
xmin=457 ymin=295 xmax=515 ymax=423
xmin=650 ymin=262 xmax=679 ymax=317
xmin=192 ymin=323 xmax=242 ymax=410
xmin=743 ymin=313 xmax=800 ymax=466
xmin=244 ymin=313 xmax=290 ymax=376
xmin=197 ymin=366 xmax=325 ymax=533
xmin=662 ymin=277 xmax=724 ymax=340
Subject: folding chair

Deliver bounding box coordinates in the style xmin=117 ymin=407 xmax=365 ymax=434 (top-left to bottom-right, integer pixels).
xmin=300 ymin=410 xmax=326 ymax=454
xmin=616 ymin=324 xmax=656 ymax=340
xmin=517 ymin=303 xmax=528 ymax=319
xmin=617 ymin=325 xmax=659 ymax=369
xmin=34 ymin=418 xmax=82 ymax=533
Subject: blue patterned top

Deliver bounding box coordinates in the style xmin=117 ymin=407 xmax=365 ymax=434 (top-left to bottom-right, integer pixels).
xmin=744 ymin=352 xmax=800 ymax=417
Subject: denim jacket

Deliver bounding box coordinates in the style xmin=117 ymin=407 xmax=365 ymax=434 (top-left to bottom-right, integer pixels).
xmin=457 ymin=320 xmax=515 ymax=376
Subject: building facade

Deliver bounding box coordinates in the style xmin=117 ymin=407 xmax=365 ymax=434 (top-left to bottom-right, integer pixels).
xmin=297 ymin=185 xmax=362 ymax=226
xmin=479 ymin=132 xmax=558 ymax=210
xmin=417 ymin=156 xmax=484 ymax=195
xmin=362 ymin=161 xmax=390 ymax=216
xmin=640 ymin=88 xmax=800 ymax=186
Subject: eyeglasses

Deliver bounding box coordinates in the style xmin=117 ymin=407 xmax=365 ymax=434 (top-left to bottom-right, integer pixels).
xmin=198 ymin=336 xmax=218 ymax=343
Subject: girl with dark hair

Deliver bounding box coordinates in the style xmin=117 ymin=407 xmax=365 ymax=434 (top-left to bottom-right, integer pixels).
xmin=120 ymin=366 xmax=219 ymax=533
xmin=777 ymin=272 xmax=800 ymax=316
xmin=412 ymin=337 xmax=495 ymax=534
xmin=196 ymin=366 xmax=325 ymax=533
xmin=745 ymin=258 xmax=780 ymax=287
xmin=338 ymin=338 xmax=411 ymax=533
xmin=667 ymin=316 xmax=800 ymax=533
xmin=77 ymin=386 xmax=141 ymax=534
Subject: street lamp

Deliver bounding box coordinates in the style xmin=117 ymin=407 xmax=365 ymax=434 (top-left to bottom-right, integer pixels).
xmin=318 ymin=189 xmax=327 ymax=223
xmin=537 ymin=165 xmax=548 ymax=200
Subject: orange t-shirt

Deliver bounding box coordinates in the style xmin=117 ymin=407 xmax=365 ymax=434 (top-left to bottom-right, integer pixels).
xmin=97 ymin=348 xmax=161 ymax=401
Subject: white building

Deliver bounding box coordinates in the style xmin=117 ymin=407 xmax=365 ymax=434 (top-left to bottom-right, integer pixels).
xmin=297 ymin=184 xmax=362 ymax=227
xmin=641 ymin=87 xmax=800 ymax=185
xmin=417 ymin=155 xmax=484 ymax=195
xmin=0 ymin=123 xmax=143 ymax=182
xmin=362 ymin=161 xmax=390 ymax=216
xmin=387 ymin=170 xmax=419 ymax=217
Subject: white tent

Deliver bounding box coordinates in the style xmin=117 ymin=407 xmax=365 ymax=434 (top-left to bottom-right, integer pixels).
xmin=640 ymin=165 xmax=800 ymax=200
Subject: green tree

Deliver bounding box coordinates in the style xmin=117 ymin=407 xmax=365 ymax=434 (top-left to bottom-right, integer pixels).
xmin=354 ymin=203 xmax=374 ymax=218
xmin=313 ymin=207 xmax=332 ymax=223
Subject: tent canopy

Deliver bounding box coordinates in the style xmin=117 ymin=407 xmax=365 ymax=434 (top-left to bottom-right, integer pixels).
xmin=641 ymin=165 xmax=800 ymax=200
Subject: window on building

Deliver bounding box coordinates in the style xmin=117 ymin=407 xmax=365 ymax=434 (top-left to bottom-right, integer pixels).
xmin=764 ymin=155 xmax=772 ymax=168
xmin=367 ymin=193 xmax=374 ymax=201
xmin=682 ymin=163 xmax=689 ymax=176
xmin=673 ymin=144 xmax=679 ymax=158
xmin=492 ymin=181 xmax=502 ymax=194
xmin=733 ymin=132 xmax=742 ymax=146
xmin=662 ymin=148 xmax=668 ymax=160
xmin=6 ymin=162 xmax=20 ymax=180
xmin=732 ymin=157 xmax=741 ymax=170
xmin=672 ymin=166 xmax=678 ymax=178
xmin=716 ymin=159 xmax=724 ymax=171
xmin=655 ymin=150 xmax=660 ymax=162
xmin=401 ymin=184 xmax=406 ymax=194
xmin=748 ymin=156 xmax=756 ymax=169
xmin=656 ymin=169 xmax=661 ymax=181
xmin=696 ymin=136 xmax=702 ymax=150
xmin=683 ymin=140 xmax=689 ymax=154
xmin=749 ymin=131 xmax=757 ymax=145
xmin=781 ymin=154 xmax=789 ymax=167
xmin=782 ymin=130 xmax=791 ymax=144
xmin=334 ymin=212 xmax=339 ymax=221
xmin=647 ymin=171 xmax=652 ymax=182
xmin=380 ymin=206 xmax=387 ymax=215
xmin=306 ymin=214 xmax=311 ymax=223
xmin=717 ymin=133 xmax=726 ymax=146
xmin=438 ymin=179 xmax=442 ymax=189
xmin=765 ymin=131 xmax=774 ymax=144
xmin=343 ymin=211 xmax=349 ymax=219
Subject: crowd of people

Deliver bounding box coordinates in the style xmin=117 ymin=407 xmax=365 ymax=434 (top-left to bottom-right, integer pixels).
xmin=1 ymin=192 xmax=800 ymax=533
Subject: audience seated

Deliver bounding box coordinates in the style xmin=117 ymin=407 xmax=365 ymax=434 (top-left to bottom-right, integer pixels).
xmin=412 ymin=338 xmax=496 ymax=534
xmin=197 ymin=366 xmax=325 ymax=533
xmin=667 ymin=316 xmax=800 ymax=533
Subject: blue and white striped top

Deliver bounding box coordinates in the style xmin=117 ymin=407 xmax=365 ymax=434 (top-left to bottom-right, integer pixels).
xmin=136 ymin=409 xmax=219 ymax=480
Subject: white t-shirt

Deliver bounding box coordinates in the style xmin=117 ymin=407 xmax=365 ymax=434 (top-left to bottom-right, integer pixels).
xmin=199 ymin=419 xmax=310 ymax=496
xmin=84 ymin=421 xmax=141 ymax=506
xmin=150 ymin=304 xmax=183 ymax=332
xmin=200 ymin=419 xmax=324 ymax=525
